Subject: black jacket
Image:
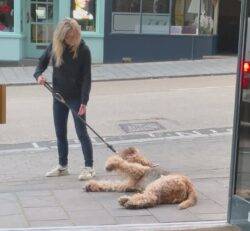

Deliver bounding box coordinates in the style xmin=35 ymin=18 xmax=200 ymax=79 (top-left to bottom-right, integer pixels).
xmin=34 ymin=40 xmax=91 ymax=105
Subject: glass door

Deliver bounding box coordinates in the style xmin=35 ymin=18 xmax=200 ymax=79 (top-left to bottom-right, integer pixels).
xmin=26 ymin=0 xmax=55 ymax=58
xmin=229 ymin=0 xmax=250 ymax=230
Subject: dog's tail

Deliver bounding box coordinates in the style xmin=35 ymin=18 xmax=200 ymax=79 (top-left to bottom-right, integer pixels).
xmin=178 ymin=180 xmax=197 ymax=210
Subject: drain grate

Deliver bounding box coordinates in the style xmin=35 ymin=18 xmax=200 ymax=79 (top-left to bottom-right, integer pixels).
xmin=119 ymin=122 xmax=165 ymax=133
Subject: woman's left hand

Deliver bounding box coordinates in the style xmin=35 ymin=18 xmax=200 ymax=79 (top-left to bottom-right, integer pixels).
xmin=78 ymin=104 xmax=86 ymax=116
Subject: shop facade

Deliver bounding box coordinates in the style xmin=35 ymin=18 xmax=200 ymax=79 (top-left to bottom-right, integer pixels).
xmin=104 ymin=0 xmax=220 ymax=63
xmin=0 ymin=0 xmax=239 ymax=64
xmin=0 ymin=0 xmax=105 ymax=63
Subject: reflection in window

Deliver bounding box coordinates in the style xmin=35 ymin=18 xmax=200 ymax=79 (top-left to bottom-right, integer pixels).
xmin=235 ymin=97 xmax=250 ymax=201
xmin=0 ymin=0 xmax=14 ymax=32
xmin=171 ymin=0 xmax=199 ymax=35
xmin=71 ymin=0 xmax=96 ymax=32
xmin=235 ymin=65 xmax=250 ymax=201
xmin=142 ymin=0 xmax=170 ymax=34
xmin=199 ymin=0 xmax=217 ymax=35
xmin=112 ymin=0 xmax=140 ymax=13
xmin=142 ymin=0 xmax=169 ymax=13
xmin=235 ymin=4 xmax=250 ymax=199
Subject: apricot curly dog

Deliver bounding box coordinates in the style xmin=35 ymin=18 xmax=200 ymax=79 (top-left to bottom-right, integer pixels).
xmin=85 ymin=147 xmax=197 ymax=209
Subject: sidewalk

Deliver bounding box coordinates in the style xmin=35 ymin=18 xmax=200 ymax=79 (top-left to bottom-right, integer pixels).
xmin=0 ymin=70 xmax=238 ymax=229
xmin=0 ymin=136 xmax=232 ymax=229
xmin=0 ymin=57 xmax=237 ymax=85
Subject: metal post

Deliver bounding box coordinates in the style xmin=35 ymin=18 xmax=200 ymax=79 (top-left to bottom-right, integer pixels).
xmin=198 ymin=0 xmax=201 ymax=35
xmin=139 ymin=0 xmax=143 ymax=34
xmin=0 ymin=85 xmax=6 ymax=124
xmin=191 ymin=36 xmax=195 ymax=59
xmin=169 ymin=0 xmax=172 ymax=35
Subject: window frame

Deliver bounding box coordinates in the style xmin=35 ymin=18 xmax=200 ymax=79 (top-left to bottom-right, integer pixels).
xmin=111 ymin=0 xmax=219 ymax=36
xmin=112 ymin=0 xmax=172 ymax=35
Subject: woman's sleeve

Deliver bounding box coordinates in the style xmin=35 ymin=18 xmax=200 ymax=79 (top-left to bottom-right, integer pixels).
xmin=81 ymin=47 xmax=92 ymax=105
xmin=33 ymin=43 xmax=52 ymax=80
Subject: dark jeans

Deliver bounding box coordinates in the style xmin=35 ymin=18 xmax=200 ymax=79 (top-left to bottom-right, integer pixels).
xmin=53 ymin=98 xmax=93 ymax=167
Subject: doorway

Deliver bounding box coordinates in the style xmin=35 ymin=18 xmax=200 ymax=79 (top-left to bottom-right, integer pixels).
xmin=25 ymin=0 xmax=57 ymax=58
xmin=217 ymin=0 xmax=241 ymax=54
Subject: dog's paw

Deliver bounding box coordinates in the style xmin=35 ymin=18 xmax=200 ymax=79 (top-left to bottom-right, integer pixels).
xmin=85 ymin=180 xmax=100 ymax=192
xmin=123 ymin=201 xmax=138 ymax=209
xmin=118 ymin=195 xmax=130 ymax=206
xmin=105 ymin=155 xmax=123 ymax=172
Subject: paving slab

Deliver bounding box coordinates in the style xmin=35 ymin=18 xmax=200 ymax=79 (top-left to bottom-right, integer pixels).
xmin=114 ymin=215 xmax=159 ymax=224
xmin=68 ymin=209 xmax=116 ymax=226
xmin=23 ymin=207 xmax=69 ymax=221
xmin=0 ymin=57 xmax=237 ymax=85
xmin=0 ymin=215 xmax=28 ymax=229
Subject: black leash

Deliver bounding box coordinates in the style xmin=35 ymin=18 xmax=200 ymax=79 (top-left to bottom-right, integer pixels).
xmin=44 ymin=82 xmax=117 ymax=154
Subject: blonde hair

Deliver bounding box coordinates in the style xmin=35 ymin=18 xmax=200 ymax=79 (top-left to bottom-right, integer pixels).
xmin=52 ymin=18 xmax=81 ymax=67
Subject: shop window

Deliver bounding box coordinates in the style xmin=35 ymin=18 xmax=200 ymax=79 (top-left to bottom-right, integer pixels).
xmin=0 ymin=0 xmax=14 ymax=32
xmin=171 ymin=0 xmax=199 ymax=35
xmin=71 ymin=0 xmax=96 ymax=32
xmin=112 ymin=0 xmax=170 ymax=34
xmin=141 ymin=0 xmax=170 ymax=34
xmin=112 ymin=0 xmax=219 ymax=35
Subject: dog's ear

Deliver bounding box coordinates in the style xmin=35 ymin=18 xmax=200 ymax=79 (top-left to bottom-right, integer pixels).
xmin=124 ymin=147 xmax=139 ymax=155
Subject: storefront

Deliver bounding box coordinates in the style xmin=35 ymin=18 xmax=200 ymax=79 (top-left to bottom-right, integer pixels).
xmin=104 ymin=0 xmax=220 ymax=63
xmin=0 ymin=0 xmax=104 ymax=63
xmin=0 ymin=0 xmax=239 ymax=64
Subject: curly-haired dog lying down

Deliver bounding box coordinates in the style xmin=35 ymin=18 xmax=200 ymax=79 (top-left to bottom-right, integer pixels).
xmin=85 ymin=147 xmax=197 ymax=209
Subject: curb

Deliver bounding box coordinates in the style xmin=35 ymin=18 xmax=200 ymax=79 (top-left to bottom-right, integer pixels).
xmin=0 ymin=221 xmax=238 ymax=231
xmin=2 ymin=73 xmax=236 ymax=87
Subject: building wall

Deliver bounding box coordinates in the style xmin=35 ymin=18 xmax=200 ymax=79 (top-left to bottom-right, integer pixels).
xmin=0 ymin=35 xmax=24 ymax=61
xmin=104 ymin=33 xmax=216 ymax=63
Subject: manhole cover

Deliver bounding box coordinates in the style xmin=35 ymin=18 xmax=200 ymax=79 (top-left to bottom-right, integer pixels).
xmin=119 ymin=122 xmax=165 ymax=133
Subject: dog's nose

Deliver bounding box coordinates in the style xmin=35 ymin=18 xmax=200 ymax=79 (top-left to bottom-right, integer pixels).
xmin=85 ymin=185 xmax=91 ymax=192
xmin=105 ymin=165 xmax=112 ymax=172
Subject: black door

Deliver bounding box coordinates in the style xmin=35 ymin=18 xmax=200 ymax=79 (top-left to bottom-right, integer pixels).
xmin=217 ymin=0 xmax=241 ymax=54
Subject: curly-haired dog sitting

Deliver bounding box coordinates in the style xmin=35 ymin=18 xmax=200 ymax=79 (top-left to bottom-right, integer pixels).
xmin=85 ymin=147 xmax=197 ymax=209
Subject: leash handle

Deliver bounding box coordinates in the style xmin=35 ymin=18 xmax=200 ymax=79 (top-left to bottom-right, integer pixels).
xmin=44 ymin=82 xmax=65 ymax=103
xmin=43 ymin=82 xmax=117 ymax=154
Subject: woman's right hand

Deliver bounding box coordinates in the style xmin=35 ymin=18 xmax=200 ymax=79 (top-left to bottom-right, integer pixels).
xmin=37 ymin=75 xmax=46 ymax=85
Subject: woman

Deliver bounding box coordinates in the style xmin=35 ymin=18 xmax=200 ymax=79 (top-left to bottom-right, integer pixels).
xmin=33 ymin=18 xmax=94 ymax=181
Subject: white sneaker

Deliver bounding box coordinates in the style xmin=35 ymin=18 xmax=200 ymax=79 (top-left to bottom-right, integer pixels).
xmin=45 ymin=165 xmax=69 ymax=177
xmin=78 ymin=167 xmax=95 ymax=181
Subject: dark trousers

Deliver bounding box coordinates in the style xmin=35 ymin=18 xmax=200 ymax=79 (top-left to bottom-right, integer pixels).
xmin=53 ymin=98 xmax=93 ymax=167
